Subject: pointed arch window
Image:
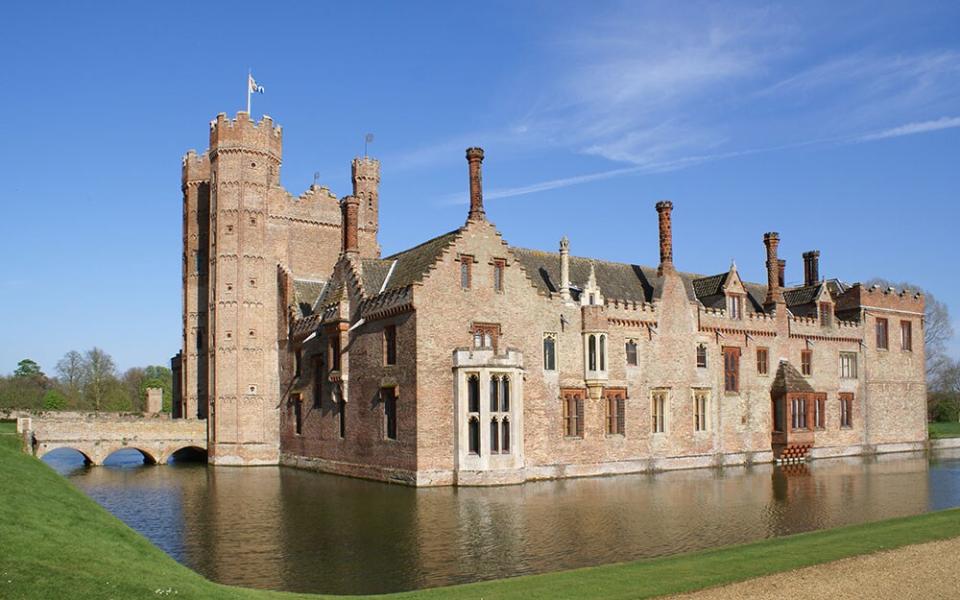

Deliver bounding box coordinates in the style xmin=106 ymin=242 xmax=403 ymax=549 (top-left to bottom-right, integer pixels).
xmin=543 ymin=333 xmax=557 ymax=371
xmin=501 ymin=418 xmax=511 ymax=453
xmin=490 ymin=418 xmax=500 ymax=453
xmin=467 ymin=374 xmax=480 ymax=413
xmin=501 ymin=376 xmax=510 ymax=412
xmin=588 ymin=335 xmax=597 ymax=371
xmin=599 ymin=334 xmax=606 ymax=371
xmin=625 ymin=339 xmax=638 ymax=366
xmin=468 ymin=417 xmax=480 ymax=455
xmin=489 ymin=375 xmax=500 ymax=412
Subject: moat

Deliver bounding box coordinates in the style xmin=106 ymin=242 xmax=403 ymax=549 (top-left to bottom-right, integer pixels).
xmin=45 ymin=449 xmax=960 ymax=596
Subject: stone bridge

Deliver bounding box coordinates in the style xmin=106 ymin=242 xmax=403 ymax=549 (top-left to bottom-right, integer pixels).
xmin=18 ymin=412 xmax=207 ymax=466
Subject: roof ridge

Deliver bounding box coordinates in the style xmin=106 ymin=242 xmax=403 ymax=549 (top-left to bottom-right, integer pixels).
xmin=383 ymin=228 xmax=461 ymax=260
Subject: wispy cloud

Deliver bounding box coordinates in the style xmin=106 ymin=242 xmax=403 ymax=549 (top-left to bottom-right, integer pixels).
xmin=857 ymin=116 xmax=960 ymax=141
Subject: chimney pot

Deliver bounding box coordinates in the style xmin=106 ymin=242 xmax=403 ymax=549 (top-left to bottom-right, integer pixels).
xmin=466 ymin=147 xmax=485 ymax=221
xmin=341 ymin=195 xmax=360 ymax=255
xmin=656 ymin=201 xmax=674 ymax=275
xmin=763 ymin=232 xmax=784 ymax=305
xmin=803 ymin=250 xmax=820 ymax=287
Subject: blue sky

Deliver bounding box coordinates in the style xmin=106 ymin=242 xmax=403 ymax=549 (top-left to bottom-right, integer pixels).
xmin=1 ymin=1 xmax=958 ymax=374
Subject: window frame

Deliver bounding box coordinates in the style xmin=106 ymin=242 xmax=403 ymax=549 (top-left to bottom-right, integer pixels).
xmin=723 ymin=347 xmax=741 ymax=393
xmin=696 ymin=344 xmax=707 ymax=369
xmin=840 ymin=352 xmax=858 ymax=379
xmin=383 ymin=324 xmax=397 ymax=366
xmin=901 ymin=320 xmax=913 ymax=352
xmin=651 ymin=389 xmax=667 ymax=434
xmin=562 ymin=388 xmax=585 ymax=439
xmin=625 ymin=339 xmax=639 ymax=367
xmin=382 ymin=386 xmax=398 ymax=441
xmin=840 ymin=392 xmax=854 ymax=429
xmin=492 ymin=258 xmax=505 ymax=293
xmin=460 ymin=255 xmax=473 ymax=289
xmin=757 ymin=347 xmax=769 ymax=376
xmin=801 ymin=349 xmax=813 ymax=377
xmin=876 ymin=317 xmax=889 ymax=350
xmin=694 ymin=389 xmax=709 ymax=432
xmin=543 ymin=333 xmax=557 ymax=371
xmin=604 ymin=388 xmax=626 ymax=436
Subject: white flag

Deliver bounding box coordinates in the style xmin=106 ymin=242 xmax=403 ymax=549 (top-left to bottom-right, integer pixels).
xmin=248 ymin=74 xmax=265 ymax=94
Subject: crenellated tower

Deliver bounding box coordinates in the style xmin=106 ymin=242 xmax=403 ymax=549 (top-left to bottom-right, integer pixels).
xmin=206 ymin=111 xmax=283 ymax=465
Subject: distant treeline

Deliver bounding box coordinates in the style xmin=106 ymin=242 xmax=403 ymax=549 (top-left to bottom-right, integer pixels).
xmin=0 ymin=349 xmax=172 ymax=413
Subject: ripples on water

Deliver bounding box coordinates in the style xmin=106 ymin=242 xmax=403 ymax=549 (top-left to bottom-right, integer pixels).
xmin=43 ymin=447 xmax=960 ymax=595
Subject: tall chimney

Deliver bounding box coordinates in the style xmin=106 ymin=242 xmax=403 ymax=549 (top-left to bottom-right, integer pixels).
xmin=656 ymin=201 xmax=674 ymax=275
xmin=466 ymin=147 xmax=485 ymax=221
xmin=341 ymin=195 xmax=360 ymax=255
xmin=778 ymin=259 xmax=786 ymax=288
xmin=559 ymin=236 xmax=571 ymax=302
xmin=803 ymin=250 xmax=820 ymax=287
xmin=764 ymin=232 xmax=784 ymax=305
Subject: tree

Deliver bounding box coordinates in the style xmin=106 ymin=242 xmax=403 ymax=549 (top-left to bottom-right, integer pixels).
xmin=42 ymin=389 xmax=68 ymax=410
xmin=13 ymin=359 xmax=43 ymax=379
xmin=865 ymin=279 xmax=954 ymax=382
xmin=83 ymin=347 xmax=116 ymax=412
xmin=56 ymin=350 xmax=86 ymax=401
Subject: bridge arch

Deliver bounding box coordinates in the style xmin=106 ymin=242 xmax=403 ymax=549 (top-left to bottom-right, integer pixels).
xmin=102 ymin=445 xmax=159 ymax=466
xmin=39 ymin=446 xmax=94 ymax=465
xmin=165 ymin=445 xmax=208 ymax=464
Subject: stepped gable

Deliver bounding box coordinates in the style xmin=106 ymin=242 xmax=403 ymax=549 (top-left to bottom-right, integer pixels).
xmin=292 ymin=279 xmax=326 ymax=317
xmin=771 ymin=360 xmax=815 ymax=395
xmin=378 ymin=229 xmax=462 ymax=293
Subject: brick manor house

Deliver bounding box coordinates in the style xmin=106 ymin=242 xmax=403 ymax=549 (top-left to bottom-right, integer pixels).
xmin=173 ymin=111 xmax=927 ymax=485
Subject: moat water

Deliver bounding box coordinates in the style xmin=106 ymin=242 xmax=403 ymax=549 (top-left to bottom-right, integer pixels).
xmin=44 ymin=448 xmax=960 ymax=595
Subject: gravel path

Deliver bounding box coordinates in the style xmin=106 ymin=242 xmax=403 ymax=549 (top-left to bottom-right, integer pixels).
xmin=666 ymin=537 xmax=960 ymax=600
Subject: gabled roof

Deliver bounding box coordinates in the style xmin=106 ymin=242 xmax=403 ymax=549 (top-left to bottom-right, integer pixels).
xmin=784 ymin=284 xmax=822 ymax=307
xmin=380 ymin=229 xmax=461 ymax=293
xmin=292 ymin=279 xmax=326 ymax=317
xmin=771 ymin=360 xmax=815 ymax=395
xmin=511 ymin=248 xmax=770 ymax=312
xmin=511 ymin=247 xmax=659 ymax=303
xmin=360 ymin=258 xmax=393 ymax=295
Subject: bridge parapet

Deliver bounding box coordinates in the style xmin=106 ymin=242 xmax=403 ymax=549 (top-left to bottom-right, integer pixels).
xmin=22 ymin=412 xmax=207 ymax=466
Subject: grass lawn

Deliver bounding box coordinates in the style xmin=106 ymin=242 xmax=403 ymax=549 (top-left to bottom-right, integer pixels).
xmin=929 ymin=421 xmax=960 ymax=439
xmin=3 ymin=419 xmax=960 ymax=599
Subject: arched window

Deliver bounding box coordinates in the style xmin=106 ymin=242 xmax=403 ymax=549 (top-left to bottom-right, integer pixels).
xmin=501 ymin=418 xmax=511 ymax=453
xmin=501 ymin=376 xmax=510 ymax=412
xmin=468 ymin=375 xmax=480 ymax=413
xmin=543 ymin=334 xmax=556 ymax=371
xmin=588 ymin=334 xmax=597 ymax=371
xmin=468 ymin=417 xmax=480 ymax=455
xmin=599 ymin=334 xmax=606 ymax=371
xmin=490 ymin=375 xmax=500 ymax=412
xmin=490 ymin=418 xmax=499 ymax=453
xmin=696 ymin=344 xmax=707 ymax=368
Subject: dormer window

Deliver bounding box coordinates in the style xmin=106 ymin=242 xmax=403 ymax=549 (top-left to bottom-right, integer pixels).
xmin=819 ymin=302 xmax=833 ymax=327
xmin=727 ymin=295 xmax=743 ymax=320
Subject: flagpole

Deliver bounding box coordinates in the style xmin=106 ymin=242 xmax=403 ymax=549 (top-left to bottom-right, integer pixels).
xmin=246 ymin=69 xmax=251 ymax=115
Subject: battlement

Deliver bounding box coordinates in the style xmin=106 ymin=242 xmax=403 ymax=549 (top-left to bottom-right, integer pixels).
xmin=209 ymin=112 xmax=282 ymax=158
xmin=834 ymin=282 xmax=925 ymax=314
xmin=352 ymin=156 xmax=381 ymax=181
xmin=181 ymin=149 xmax=210 ymax=184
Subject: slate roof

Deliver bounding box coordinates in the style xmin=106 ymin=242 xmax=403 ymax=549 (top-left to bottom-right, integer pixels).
xmin=783 ymin=284 xmax=822 ymax=307
xmin=378 ymin=229 xmax=462 ymax=293
xmin=292 ymin=279 xmax=326 ymax=317
xmin=771 ymin=360 xmax=815 ymax=395
xmin=511 ymin=248 xmax=770 ymax=312
xmin=360 ymin=258 xmax=393 ymax=295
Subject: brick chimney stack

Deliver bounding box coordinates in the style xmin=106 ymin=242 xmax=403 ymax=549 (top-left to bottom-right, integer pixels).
xmin=803 ymin=250 xmax=820 ymax=287
xmin=656 ymin=201 xmax=674 ymax=276
xmin=466 ymin=147 xmax=485 ymax=221
xmin=764 ymin=232 xmax=784 ymax=305
xmin=559 ymin=236 xmax=571 ymax=302
xmin=341 ymin=195 xmax=360 ymax=255
xmin=778 ymin=259 xmax=786 ymax=288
